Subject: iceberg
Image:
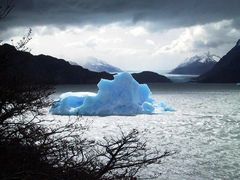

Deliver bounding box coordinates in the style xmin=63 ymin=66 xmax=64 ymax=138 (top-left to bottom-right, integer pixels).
xmin=50 ymin=72 xmax=174 ymax=116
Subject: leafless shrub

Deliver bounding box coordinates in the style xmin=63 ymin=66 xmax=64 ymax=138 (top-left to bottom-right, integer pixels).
xmin=81 ymin=129 xmax=173 ymax=179
xmin=12 ymin=28 xmax=32 ymax=52
xmin=0 ymin=82 xmax=53 ymax=125
xmin=0 ymin=78 xmax=173 ymax=179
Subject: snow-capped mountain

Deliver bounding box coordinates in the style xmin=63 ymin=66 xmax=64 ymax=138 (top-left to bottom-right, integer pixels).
xmin=82 ymin=57 xmax=122 ymax=73
xmin=170 ymin=53 xmax=218 ymax=75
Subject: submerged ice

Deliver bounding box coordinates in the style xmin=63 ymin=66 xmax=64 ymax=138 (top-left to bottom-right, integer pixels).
xmin=50 ymin=72 xmax=174 ymax=116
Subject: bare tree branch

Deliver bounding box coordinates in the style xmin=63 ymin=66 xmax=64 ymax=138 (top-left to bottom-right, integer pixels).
xmin=12 ymin=28 xmax=32 ymax=52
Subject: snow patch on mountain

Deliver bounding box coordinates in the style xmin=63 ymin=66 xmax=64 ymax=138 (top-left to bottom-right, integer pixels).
xmin=170 ymin=52 xmax=219 ymax=75
xmin=179 ymin=53 xmax=217 ymax=67
xmin=83 ymin=57 xmax=122 ymax=73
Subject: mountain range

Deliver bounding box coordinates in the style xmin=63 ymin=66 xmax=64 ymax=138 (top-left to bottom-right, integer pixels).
xmin=2 ymin=39 xmax=239 ymax=84
xmin=0 ymin=44 xmax=112 ymax=84
xmin=0 ymin=44 xmax=170 ymax=85
xmin=170 ymin=53 xmax=217 ymax=75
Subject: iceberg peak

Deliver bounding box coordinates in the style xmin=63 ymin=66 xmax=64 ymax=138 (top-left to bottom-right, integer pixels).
xmin=50 ymin=72 xmax=173 ymax=116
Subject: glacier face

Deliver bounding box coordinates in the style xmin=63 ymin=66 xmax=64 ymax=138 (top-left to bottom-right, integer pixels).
xmin=50 ymin=72 xmax=173 ymax=116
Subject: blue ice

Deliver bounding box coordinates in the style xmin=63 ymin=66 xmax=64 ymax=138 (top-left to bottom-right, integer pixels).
xmin=50 ymin=72 xmax=174 ymax=116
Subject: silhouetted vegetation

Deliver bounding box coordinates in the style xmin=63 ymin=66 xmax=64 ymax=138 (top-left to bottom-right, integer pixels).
xmin=0 ymin=81 xmax=172 ymax=179
xmin=11 ymin=28 xmax=32 ymax=52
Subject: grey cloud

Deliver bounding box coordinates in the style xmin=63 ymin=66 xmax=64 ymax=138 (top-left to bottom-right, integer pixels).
xmin=188 ymin=20 xmax=240 ymax=56
xmin=193 ymin=40 xmax=229 ymax=50
xmin=232 ymin=18 xmax=240 ymax=29
xmin=1 ymin=0 xmax=240 ymax=30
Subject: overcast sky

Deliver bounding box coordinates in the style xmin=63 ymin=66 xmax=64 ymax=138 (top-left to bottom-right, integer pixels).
xmin=1 ymin=0 xmax=240 ymax=72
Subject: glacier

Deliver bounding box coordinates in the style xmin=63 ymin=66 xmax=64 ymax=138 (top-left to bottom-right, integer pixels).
xmin=50 ymin=72 xmax=174 ymax=116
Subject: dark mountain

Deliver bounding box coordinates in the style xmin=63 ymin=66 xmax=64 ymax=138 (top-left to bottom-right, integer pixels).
xmin=0 ymin=44 xmax=113 ymax=84
xmin=0 ymin=44 xmax=171 ymax=85
xmin=170 ymin=54 xmax=217 ymax=75
xmin=82 ymin=57 xmax=123 ymax=73
xmin=198 ymin=40 xmax=240 ymax=83
xmin=132 ymin=71 xmax=171 ymax=83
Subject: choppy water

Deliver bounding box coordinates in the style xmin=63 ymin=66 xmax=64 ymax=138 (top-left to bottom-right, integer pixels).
xmin=53 ymin=83 xmax=240 ymax=179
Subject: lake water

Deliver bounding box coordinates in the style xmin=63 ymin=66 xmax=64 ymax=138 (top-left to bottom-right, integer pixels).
xmin=164 ymin=74 xmax=199 ymax=83
xmin=52 ymin=83 xmax=240 ymax=179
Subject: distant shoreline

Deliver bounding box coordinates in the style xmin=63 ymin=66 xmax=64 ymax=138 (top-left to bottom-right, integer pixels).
xmin=164 ymin=74 xmax=199 ymax=83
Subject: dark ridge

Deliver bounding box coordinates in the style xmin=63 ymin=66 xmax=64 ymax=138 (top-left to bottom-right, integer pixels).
xmin=0 ymin=44 xmax=113 ymax=85
xmin=198 ymin=40 xmax=240 ymax=83
xmin=132 ymin=71 xmax=171 ymax=83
